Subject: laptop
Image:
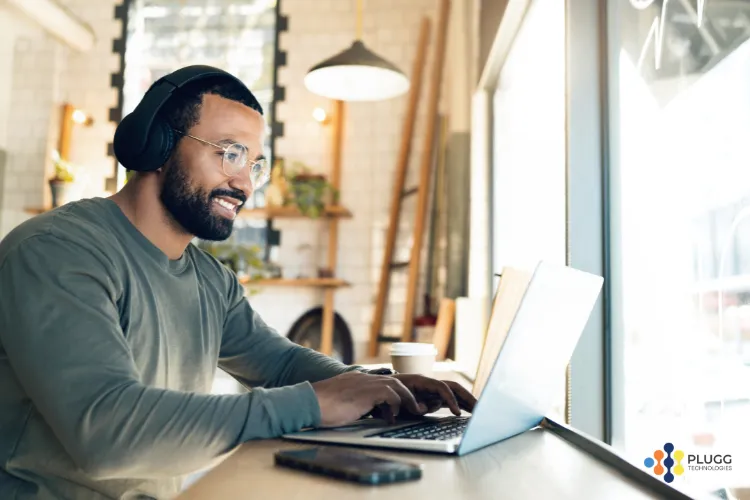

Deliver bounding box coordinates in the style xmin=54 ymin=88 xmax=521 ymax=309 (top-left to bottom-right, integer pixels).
xmin=283 ymin=261 xmax=603 ymax=456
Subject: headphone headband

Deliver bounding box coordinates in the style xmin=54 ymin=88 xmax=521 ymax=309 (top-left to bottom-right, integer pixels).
xmin=113 ymin=65 xmax=252 ymax=172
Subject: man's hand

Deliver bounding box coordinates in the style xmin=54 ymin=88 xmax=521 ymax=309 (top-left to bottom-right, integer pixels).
xmin=391 ymin=374 xmax=477 ymax=416
xmin=311 ymin=371 xmax=429 ymax=426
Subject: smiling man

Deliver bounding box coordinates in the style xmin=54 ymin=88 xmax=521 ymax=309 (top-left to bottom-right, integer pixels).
xmin=0 ymin=66 xmax=475 ymax=500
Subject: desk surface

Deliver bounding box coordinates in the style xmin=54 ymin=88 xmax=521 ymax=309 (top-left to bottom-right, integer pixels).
xmin=176 ymin=427 xmax=665 ymax=500
xmin=176 ymin=364 xmax=668 ymax=500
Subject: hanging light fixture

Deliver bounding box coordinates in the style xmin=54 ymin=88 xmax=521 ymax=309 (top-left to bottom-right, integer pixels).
xmin=304 ymin=0 xmax=410 ymax=101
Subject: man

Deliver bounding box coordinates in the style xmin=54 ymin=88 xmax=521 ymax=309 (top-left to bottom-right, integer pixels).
xmin=0 ymin=66 xmax=475 ymax=499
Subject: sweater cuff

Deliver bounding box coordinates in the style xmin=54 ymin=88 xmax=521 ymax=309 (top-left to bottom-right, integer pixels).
xmin=259 ymin=381 xmax=322 ymax=435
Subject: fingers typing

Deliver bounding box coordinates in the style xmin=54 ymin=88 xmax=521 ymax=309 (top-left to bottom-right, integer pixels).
xmin=384 ymin=377 xmax=427 ymax=415
xmin=447 ymin=381 xmax=477 ymax=411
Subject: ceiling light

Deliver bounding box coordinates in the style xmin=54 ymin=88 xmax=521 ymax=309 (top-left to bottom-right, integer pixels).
xmin=304 ymin=0 xmax=409 ymax=102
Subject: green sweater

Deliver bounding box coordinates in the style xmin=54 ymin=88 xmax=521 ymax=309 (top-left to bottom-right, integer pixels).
xmin=0 ymin=198 xmax=357 ymax=499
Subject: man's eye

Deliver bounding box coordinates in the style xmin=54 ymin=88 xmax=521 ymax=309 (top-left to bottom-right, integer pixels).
xmin=225 ymin=153 xmax=239 ymax=162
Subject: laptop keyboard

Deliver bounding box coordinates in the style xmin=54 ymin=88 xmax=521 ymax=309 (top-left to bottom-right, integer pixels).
xmin=369 ymin=416 xmax=470 ymax=441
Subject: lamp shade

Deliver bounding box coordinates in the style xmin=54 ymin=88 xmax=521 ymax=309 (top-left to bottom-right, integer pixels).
xmin=304 ymin=40 xmax=409 ymax=101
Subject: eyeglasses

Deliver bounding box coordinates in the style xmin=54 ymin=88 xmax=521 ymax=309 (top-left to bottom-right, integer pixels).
xmin=174 ymin=130 xmax=270 ymax=187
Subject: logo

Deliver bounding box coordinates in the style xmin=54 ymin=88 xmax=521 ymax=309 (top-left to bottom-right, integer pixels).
xmin=644 ymin=443 xmax=733 ymax=483
xmin=644 ymin=442 xmax=684 ymax=483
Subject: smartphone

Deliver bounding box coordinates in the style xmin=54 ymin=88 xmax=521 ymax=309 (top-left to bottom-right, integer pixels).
xmin=274 ymin=447 xmax=423 ymax=485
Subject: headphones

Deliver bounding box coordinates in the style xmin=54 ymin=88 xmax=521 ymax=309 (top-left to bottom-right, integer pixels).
xmin=113 ymin=65 xmax=254 ymax=172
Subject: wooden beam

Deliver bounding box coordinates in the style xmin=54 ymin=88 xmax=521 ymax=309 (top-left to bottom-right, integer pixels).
xmin=5 ymin=0 xmax=96 ymax=53
xmin=402 ymin=0 xmax=450 ymax=343
xmin=367 ymin=16 xmax=431 ymax=358
xmin=320 ymin=99 xmax=345 ymax=356
xmin=58 ymin=103 xmax=74 ymax=162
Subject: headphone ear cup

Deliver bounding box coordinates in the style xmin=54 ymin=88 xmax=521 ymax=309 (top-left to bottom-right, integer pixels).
xmin=113 ymin=114 xmax=175 ymax=172
xmin=113 ymin=114 xmax=139 ymax=170
xmin=140 ymin=119 xmax=175 ymax=171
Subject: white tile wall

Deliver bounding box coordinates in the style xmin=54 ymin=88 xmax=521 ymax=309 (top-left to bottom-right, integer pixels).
xmin=0 ymin=0 xmax=121 ymax=238
xmin=57 ymin=0 xmax=121 ymax=200
xmin=0 ymin=7 xmax=62 ymax=236
xmin=254 ymin=0 xmax=441 ymax=358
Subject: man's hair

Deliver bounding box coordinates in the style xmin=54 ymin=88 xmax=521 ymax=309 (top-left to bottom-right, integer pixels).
xmin=160 ymin=76 xmax=263 ymax=134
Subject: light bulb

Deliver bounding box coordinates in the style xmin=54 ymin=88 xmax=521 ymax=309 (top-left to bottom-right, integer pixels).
xmin=72 ymin=110 xmax=88 ymax=124
xmin=312 ymin=108 xmax=328 ymax=123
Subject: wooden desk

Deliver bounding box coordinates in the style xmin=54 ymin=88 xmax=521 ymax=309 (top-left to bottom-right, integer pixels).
xmin=176 ymin=364 xmax=706 ymax=500
xmin=177 ymin=427 xmax=671 ymax=500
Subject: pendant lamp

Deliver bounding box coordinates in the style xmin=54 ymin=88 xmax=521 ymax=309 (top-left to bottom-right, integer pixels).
xmin=304 ymin=0 xmax=410 ymax=101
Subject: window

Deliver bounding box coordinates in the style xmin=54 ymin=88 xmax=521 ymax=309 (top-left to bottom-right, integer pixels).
xmin=121 ymin=0 xmax=277 ymax=188
xmin=611 ymin=0 xmax=750 ymax=490
xmin=491 ymin=0 xmax=566 ymax=417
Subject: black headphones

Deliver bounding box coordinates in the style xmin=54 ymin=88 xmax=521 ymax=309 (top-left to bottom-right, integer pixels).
xmin=113 ymin=65 xmax=253 ymax=172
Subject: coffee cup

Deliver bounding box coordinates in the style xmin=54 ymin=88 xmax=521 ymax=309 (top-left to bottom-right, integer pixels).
xmin=389 ymin=342 xmax=437 ymax=377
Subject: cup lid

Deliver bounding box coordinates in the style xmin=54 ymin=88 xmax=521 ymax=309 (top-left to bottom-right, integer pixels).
xmin=389 ymin=342 xmax=437 ymax=356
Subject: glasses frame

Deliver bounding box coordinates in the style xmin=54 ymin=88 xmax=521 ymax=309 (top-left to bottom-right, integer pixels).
xmin=173 ymin=129 xmax=269 ymax=184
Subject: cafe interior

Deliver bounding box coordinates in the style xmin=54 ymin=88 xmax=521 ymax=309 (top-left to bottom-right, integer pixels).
xmin=0 ymin=0 xmax=749 ymax=498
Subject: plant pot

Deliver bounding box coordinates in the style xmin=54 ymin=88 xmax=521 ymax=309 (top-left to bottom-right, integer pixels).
xmin=49 ymin=179 xmax=74 ymax=208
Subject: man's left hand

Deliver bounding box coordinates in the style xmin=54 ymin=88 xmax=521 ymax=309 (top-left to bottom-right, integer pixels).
xmin=391 ymin=373 xmax=477 ymax=417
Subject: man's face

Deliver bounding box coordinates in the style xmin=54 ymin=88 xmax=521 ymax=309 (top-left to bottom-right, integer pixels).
xmin=160 ymin=93 xmax=265 ymax=241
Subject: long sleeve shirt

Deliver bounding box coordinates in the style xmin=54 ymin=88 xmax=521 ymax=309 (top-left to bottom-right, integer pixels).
xmin=0 ymin=197 xmax=357 ymax=500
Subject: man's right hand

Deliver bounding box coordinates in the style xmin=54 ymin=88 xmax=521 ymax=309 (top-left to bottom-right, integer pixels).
xmin=311 ymin=371 xmax=428 ymax=427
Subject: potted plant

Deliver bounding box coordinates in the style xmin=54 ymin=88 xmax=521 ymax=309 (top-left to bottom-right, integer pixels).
xmin=49 ymin=150 xmax=77 ymax=208
xmin=285 ymin=161 xmax=338 ymax=218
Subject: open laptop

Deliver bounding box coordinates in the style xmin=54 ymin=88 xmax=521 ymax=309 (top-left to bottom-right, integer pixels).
xmin=283 ymin=261 xmax=603 ymax=456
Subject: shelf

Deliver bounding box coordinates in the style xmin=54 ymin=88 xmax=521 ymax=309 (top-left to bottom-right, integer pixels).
xmin=25 ymin=207 xmax=50 ymax=215
xmin=238 ymin=205 xmax=352 ymax=219
xmin=240 ymin=277 xmax=351 ymax=288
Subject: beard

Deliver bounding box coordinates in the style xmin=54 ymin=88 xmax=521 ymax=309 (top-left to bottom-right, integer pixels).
xmin=159 ymin=151 xmax=246 ymax=241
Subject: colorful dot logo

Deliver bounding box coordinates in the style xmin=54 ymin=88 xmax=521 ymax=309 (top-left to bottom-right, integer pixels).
xmin=644 ymin=443 xmax=685 ymax=483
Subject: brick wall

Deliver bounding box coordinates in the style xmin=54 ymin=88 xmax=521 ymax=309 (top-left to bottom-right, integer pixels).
xmin=0 ymin=1 xmax=121 ymax=237
xmin=249 ymin=0 xmax=443 ymax=358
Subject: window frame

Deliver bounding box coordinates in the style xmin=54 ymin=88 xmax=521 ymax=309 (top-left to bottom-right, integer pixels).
xmin=472 ymin=0 xmax=617 ymax=441
xmin=564 ymin=0 xmax=615 ymax=444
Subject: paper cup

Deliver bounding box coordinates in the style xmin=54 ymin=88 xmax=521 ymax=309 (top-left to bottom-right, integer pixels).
xmin=389 ymin=343 xmax=437 ymax=377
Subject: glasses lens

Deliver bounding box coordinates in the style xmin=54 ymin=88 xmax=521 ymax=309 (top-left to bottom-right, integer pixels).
xmin=222 ymin=143 xmax=248 ymax=176
xmin=250 ymin=159 xmax=270 ymax=187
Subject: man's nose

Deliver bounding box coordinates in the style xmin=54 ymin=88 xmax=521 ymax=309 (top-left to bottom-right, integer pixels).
xmin=227 ymin=167 xmax=253 ymax=200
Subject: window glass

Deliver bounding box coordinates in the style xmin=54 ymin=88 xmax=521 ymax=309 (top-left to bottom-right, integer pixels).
xmin=613 ymin=0 xmax=750 ymax=491
xmin=491 ymin=0 xmax=566 ymax=417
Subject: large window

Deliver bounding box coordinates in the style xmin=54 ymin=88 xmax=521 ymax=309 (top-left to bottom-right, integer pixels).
xmin=491 ymin=0 xmax=566 ymax=417
xmin=612 ymin=0 xmax=750 ymax=490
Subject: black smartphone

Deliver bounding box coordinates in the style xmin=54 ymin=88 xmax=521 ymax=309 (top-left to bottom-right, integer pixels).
xmin=274 ymin=447 xmax=423 ymax=485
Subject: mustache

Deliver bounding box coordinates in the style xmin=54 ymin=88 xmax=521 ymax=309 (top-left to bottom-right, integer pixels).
xmin=210 ymin=189 xmax=247 ymax=205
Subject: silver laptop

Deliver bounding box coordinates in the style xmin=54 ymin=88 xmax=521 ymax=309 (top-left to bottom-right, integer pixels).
xmin=283 ymin=261 xmax=603 ymax=456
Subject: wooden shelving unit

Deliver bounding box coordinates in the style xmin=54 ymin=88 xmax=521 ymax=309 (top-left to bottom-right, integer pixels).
xmin=243 ymin=100 xmax=348 ymax=357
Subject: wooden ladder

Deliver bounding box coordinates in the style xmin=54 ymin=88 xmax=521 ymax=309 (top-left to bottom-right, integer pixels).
xmin=367 ymin=0 xmax=450 ymax=358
